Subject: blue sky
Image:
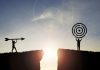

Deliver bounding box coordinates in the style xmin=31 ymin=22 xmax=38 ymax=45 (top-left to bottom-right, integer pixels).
xmin=0 ymin=0 xmax=100 ymax=53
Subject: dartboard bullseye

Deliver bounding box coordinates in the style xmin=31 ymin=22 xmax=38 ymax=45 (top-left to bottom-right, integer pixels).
xmin=72 ymin=23 xmax=87 ymax=38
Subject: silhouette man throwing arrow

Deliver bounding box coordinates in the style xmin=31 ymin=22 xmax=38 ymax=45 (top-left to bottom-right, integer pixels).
xmin=5 ymin=37 xmax=25 ymax=53
xmin=12 ymin=40 xmax=17 ymax=52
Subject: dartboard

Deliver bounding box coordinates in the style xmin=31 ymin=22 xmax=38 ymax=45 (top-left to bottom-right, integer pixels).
xmin=72 ymin=23 xmax=87 ymax=38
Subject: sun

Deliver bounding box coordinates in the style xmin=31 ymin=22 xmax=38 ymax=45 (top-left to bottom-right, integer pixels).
xmin=41 ymin=39 xmax=58 ymax=60
xmin=41 ymin=47 xmax=57 ymax=70
xmin=43 ymin=47 xmax=57 ymax=60
xmin=40 ymin=40 xmax=58 ymax=70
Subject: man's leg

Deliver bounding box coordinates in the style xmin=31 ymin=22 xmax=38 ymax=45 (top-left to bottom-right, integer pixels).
xmin=14 ymin=47 xmax=17 ymax=52
xmin=12 ymin=47 xmax=14 ymax=53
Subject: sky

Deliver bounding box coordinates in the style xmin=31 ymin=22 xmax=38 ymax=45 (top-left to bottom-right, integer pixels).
xmin=0 ymin=0 xmax=100 ymax=70
xmin=0 ymin=0 xmax=100 ymax=52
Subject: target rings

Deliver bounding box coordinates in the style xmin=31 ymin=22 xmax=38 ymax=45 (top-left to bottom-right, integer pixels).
xmin=72 ymin=23 xmax=87 ymax=38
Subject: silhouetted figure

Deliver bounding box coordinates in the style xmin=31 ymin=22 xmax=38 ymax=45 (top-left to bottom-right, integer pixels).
xmin=5 ymin=37 xmax=25 ymax=53
xmin=72 ymin=23 xmax=87 ymax=51
xmin=12 ymin=40 xmax=17 ymax=53
xmin=76 ymin=38 xmax=82 ymax=51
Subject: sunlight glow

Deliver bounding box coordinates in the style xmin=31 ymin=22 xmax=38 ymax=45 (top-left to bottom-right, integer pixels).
xmin=43 ymin=47 xmax=57 ymax=60
xmin=41 ymin=41 xmax=58 ymax=70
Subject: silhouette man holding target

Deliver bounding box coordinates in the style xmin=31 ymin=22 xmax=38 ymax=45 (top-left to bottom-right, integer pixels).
xmin=72 ymin=23 xmax=87 ymax=51
xmin=76 ymin=38 xmax=82 ymax=50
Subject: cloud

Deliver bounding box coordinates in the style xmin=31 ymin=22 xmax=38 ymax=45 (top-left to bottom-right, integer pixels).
xmin=31 ymin=5 xmax=83 ymax=39
xmin=32 ymin=11 xmax=53 ymax=22
xmin=32 ymin=4 xmax=83 ymax=26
